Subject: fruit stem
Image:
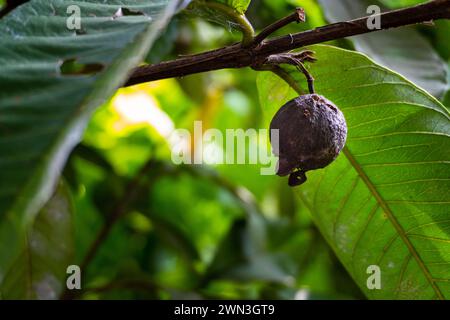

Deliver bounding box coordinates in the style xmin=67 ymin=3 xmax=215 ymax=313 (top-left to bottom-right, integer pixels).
xmin=255 ymin=52 xmax=316 ymax=94
xmin=252 ymin=64 xmax=306 ymax=95
xmin=296 ymin=61 xmax=315 ymax=94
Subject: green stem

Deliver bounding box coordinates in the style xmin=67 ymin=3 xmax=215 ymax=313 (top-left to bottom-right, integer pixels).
xmin=271 ymin=67 xmax=305 ymax=95
xmin=199 ymin=2 xmax=255 ymax=46
xmin=253 ymin=64 xmax=305 ymax=95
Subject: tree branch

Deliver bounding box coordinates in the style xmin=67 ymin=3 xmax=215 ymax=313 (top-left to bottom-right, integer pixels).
xmin=126 ymin=0 xmax=450 ymax=87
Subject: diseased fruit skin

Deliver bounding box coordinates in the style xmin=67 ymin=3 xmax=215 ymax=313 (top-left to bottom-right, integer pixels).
xmin=270 ymin=94 xmax=347 ymax=186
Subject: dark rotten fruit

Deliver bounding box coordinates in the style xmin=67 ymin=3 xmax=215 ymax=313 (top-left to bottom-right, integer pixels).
xmin=270 ymin=94 xmax=347 ymax=187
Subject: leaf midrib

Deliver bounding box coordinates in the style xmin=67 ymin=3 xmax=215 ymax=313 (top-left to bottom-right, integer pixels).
xmin=342 ymin=147 xmax=444 ymax=300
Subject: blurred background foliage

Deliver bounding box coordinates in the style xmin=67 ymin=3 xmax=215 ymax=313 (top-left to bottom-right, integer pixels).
xmin=68 ymin=0 xmax=364 ymax=299
xmin=1 ymin=0 xmax=448 ymax=300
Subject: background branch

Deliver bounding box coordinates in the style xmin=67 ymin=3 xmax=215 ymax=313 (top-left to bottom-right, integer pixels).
xmin=126 ymin=0 xmax=450 ymax=87
xmin=60 ymin=157 xmax=159 ymax=300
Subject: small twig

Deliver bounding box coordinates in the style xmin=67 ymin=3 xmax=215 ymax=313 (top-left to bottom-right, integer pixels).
xmin=252 ymin=7 xmax=305 ymax=46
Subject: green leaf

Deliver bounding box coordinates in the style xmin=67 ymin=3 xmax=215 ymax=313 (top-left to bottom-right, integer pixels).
xmin=222 ymin=0 xmax=251 ymax=14
xmin=192 ymin=0 xmax=251 ymax=15
xmin=318 ymin=0 xmax=448 ymax=99
xmin=185 ymin=0 xmax=253 ymax=41
xmin=445 ymin=90 xmax=450 ymax=109
xmin=257 ymin=45 xmax=450 ymax=299
xmin=0 ymin=0 xmax=178 ymax=276
xmin=433 ymin=21 xmax=450 ymax=61
xmin=0 ymin=181 xmax=74 ymax=299
xmin=378 ymin=0 xmax=427 ymax=9
xmin=446 ymin=61 xmax=450 ymax=108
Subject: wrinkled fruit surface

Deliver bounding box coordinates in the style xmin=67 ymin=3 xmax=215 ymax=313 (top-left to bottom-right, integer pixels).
xmin=270 ymin=94 xmax=347 ymax=186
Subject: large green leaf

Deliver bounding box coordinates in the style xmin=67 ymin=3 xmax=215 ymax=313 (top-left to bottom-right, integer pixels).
xmin=0 ymin=0 xmax=178 ymax=277
xmin=318 ymin=0 xmax=449 ymax=99
xmin=0 ymin=181 xmax=74 ymax=299
xmin=257 ymin=45 xmax=450 ymax=299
